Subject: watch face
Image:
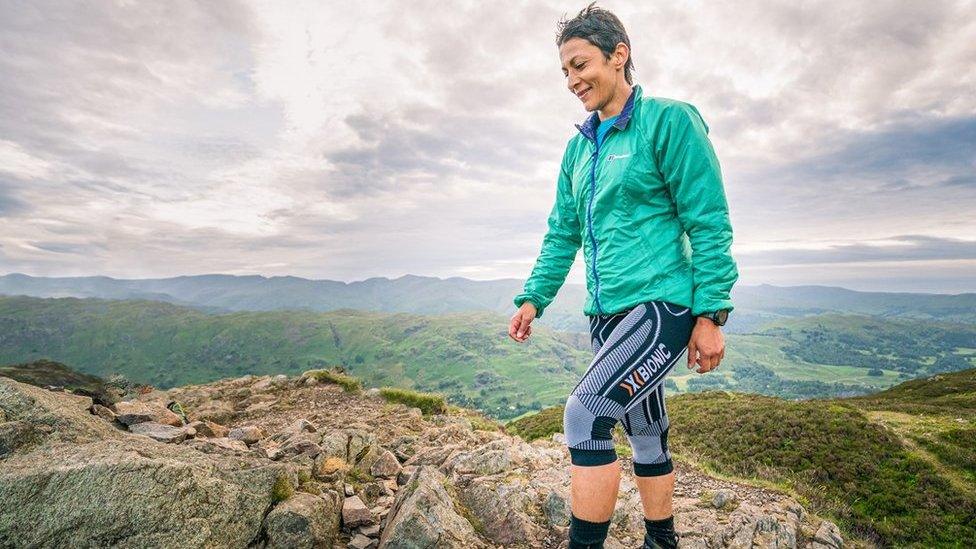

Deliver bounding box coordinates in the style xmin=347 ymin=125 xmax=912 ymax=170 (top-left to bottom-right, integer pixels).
xmin=716 ymin=310 xmax=729 ymax=324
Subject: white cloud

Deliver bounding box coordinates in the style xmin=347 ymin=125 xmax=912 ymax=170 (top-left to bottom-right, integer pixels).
xmin=0 ymin=0 xmax=973 ymax=292
xmin=0 ymin=140 xmax=54 ymax=179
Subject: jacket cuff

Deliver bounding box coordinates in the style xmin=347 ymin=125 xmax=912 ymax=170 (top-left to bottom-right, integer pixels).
xmin=691 ymin=299 xmax=734 ymax=318
xmin=513 ymin=293 xmax=547 ymax=318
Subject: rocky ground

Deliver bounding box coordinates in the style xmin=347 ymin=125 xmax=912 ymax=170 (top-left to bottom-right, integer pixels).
xmin=0 ymin=371 xmax=849 ymax=548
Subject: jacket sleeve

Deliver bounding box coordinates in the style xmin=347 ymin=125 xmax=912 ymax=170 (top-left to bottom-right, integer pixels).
xmin=513 ymin=150 xmax=582 ymax=319
xmin=657 ymin=101 xmax=739 ymax=317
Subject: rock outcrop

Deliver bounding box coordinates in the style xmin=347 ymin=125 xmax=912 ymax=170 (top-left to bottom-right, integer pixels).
xmin=1 ymin=371 xmax=849 ymax=548
xmin=379 ymin=465 xmax=488 ymax=548
xmin=265 ymin=491 xmax=343 ymax=548
xmin=0 ymin=377 xmax=286 ymax=548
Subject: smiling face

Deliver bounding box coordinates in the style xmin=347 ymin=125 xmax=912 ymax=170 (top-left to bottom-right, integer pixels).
xmin=559 ymin=37 xmax=629 ymax=115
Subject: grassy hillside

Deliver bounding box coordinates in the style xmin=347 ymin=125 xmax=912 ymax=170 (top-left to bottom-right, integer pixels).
xmin=666 ymin=313 xmax=976 ymax=397
xmin=2 ymin=295 xmax=974 ymax=419
xmin=506 ymin=368 xmax=976 ymax=548
xmin=0 ymin=295 xmax=591 ymax=419
xmin=847 ymin=367 xmax=976 ymax=415
xmin=0 ymin=358 xmax=114 ymax=404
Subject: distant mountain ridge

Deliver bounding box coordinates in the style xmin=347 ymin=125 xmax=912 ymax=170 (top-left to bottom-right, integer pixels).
xmin=2 ymin=273 xmax=974 ymax=331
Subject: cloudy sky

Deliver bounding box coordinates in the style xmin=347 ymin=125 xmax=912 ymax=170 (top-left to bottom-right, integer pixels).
xmin=1 ymin=0 xmax=974 ymax=293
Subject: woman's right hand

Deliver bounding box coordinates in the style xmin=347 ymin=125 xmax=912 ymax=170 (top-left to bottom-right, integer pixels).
xmin=508 ymin=302 xmax=537 ymax=343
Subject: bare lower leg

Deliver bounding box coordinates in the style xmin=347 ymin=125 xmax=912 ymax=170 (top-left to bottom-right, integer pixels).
xmin=570 ymin=460 xmax=621 ymax=522
xmin=634 ymin=470 xmax=675 ymax=520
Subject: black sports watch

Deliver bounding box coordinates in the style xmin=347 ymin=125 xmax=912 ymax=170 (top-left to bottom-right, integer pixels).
xmin=698 ymin=309 xmax=729 ymax=326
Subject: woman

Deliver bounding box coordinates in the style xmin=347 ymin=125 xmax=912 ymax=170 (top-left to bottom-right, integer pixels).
xmin=508 ymin=3 xmax=739 ymax=548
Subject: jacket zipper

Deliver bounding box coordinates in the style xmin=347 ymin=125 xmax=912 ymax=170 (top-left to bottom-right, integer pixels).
xmin=586 ymin=138 xmax=605 ymax=314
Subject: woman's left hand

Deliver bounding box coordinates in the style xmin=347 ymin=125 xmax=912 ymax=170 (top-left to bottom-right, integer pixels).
xmin=687 ymin=317 xmax=725 ymax=374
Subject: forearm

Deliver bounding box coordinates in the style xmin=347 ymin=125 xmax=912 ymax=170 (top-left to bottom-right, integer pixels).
xmin=514 ymin=230 xmax=580 ymax=317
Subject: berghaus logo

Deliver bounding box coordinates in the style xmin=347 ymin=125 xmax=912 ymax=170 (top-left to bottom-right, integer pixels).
xmin=607 ymin=153 xmax=631 ymax=162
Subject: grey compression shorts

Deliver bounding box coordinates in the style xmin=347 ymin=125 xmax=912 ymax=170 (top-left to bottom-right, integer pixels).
xmin=563 ymin=300 xmax=694 ymax=476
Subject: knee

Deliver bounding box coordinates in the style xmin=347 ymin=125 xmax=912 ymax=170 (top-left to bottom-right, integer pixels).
xmin=628 ymin=424 xmax=673 ymax=477
xmin=563 ymin=394 xmax=618 ymax=467
xmin=562 ymin=394 xmax=590 ymax=444
xmin=564 ymin=394 xmax=615 ymax=443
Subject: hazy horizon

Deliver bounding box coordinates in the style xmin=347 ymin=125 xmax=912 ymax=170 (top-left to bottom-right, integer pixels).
xmin=2 ymin=1 xmax=974 ymax=294
xmin=2 ymin=269 xmax=974 ymax=296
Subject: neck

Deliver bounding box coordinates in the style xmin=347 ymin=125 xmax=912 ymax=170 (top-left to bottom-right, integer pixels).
xmin=598 ymin=81 xmax=634 ymax=121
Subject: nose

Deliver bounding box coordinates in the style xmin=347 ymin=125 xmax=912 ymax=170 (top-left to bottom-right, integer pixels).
xmin=566 ymin=72 xmax=581 ymax=93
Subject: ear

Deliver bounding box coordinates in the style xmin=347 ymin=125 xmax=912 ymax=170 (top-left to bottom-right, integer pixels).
xmin=613 ymin=42 xmax=629 ymax=70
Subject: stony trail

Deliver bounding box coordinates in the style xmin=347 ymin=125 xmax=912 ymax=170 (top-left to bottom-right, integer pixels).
xmin=0 ymin=371 xmax=850 ymax=548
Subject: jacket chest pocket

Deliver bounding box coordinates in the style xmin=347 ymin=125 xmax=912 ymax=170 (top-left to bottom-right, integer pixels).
xmin=601 ymin=152 xmax=638 ymax=185
xmin=619 ymin=143 xmax=669 ymax=206
xmin=570 ymin=153 xmax=638 ymax=215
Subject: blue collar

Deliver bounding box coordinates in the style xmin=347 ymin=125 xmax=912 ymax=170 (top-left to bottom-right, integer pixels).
xmin=575 ymin=84 xmax=641 ymax=142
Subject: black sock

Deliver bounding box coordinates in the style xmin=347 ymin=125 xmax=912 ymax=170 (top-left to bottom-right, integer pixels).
xmin=644 ymin=515 xmax=676 ymax=548
xmin=569 ymin=512 xmax=611 ymax=548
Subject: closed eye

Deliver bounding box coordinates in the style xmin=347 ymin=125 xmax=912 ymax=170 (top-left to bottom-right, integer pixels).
xmin=563 ymin=62 xmax=587 ymax=76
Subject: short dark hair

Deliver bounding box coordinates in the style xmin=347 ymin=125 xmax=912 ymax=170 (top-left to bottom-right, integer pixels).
xmin=556 ymin=2 xmax=635 ymax=85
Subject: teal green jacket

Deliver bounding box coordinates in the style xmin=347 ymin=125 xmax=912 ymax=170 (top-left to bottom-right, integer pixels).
xmin=513 ymin=84 xmax=738 ymax=319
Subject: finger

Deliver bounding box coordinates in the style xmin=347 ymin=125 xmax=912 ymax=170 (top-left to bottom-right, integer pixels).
xmin=687 ymin=341 xmax=697 ymax=368
xmin=516 ymin=317 xmax=530 ymax=339
xmin=523 ymin=325 xmax=533 ymax=340
xmin=510 ymin=314 xmax=526 ymax=341
xmin=508 ymin=315 xmax=521 ymax=340
xmin=697 ymin=354 xmax=715 ymax=373
xmin=698 ymin=350 xmax=710 ymax=369
xmin=696 ymin=354 xmax=709 ymax=373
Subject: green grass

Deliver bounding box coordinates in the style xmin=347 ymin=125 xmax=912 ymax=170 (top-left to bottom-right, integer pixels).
xmin=921 ymin=427 xmax=976 ymax=483
xmin=507 ymin=369 xmax=976 ymax=548
xmin=379 ymin=387 xmax=448 ymax=416
xmin=303 ymin=368 xmax=362 ymax=393
xmin=664 ymin=390 xmax=976 ymax=546
xmin=505 ymin=405 xmax=564 ymax=442
xmin=847 ymin=367 xmax=976 ymax=416
xmin=504 ymin=405 xmax=630 ymax=457
xmin=866 ymin=411 xmax=976 ymax=492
